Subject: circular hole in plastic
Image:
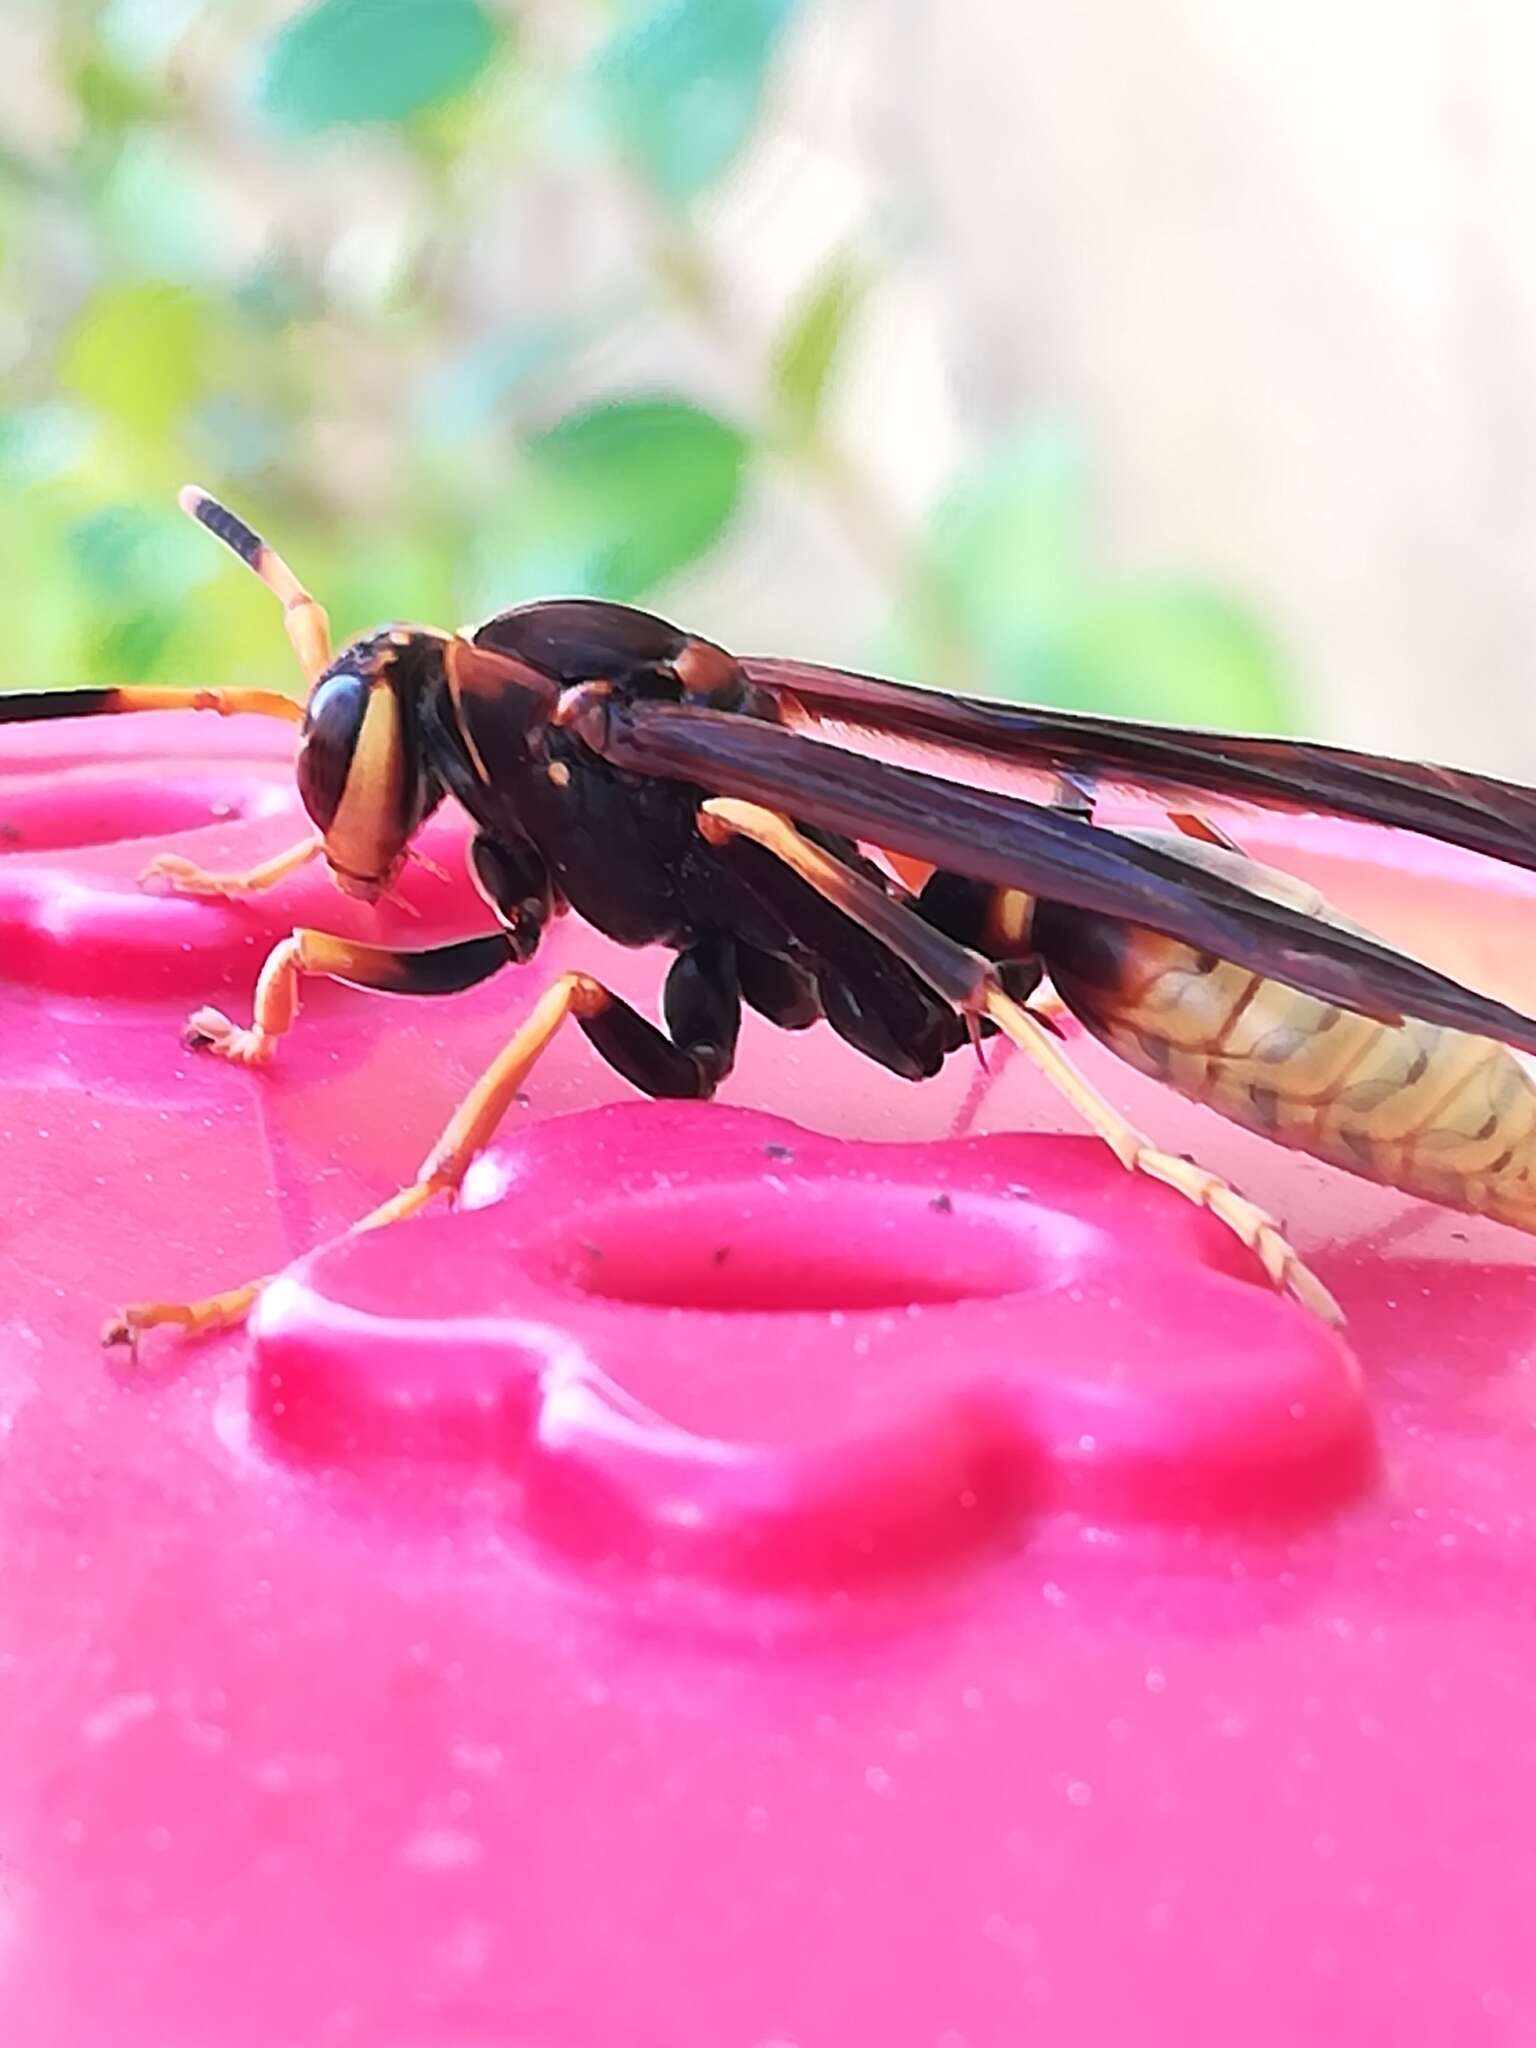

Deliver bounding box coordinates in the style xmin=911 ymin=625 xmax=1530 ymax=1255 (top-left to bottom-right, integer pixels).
xmin=537 ymin=1179 xmax=1068 ymax=1313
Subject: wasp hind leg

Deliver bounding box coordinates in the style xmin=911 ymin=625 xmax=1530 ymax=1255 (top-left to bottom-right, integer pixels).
xmin=699 ymin=799 xmax=1341 ymax=1325
xmin=107 ymin=939 xmax=744 ymax=1351
xmin=971 ymin=990 xmax=1341 ymax=1322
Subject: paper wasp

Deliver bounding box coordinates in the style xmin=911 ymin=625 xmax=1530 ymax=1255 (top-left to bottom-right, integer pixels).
xmin=8 ymin=486 xmax=1536 ymax=1342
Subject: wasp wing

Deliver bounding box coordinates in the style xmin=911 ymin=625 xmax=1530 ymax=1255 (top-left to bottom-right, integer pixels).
xmin=741 ymin=654 xmax=1536 ymax=874
xmin=593 ymin=698 xmax=1536 ymax=1056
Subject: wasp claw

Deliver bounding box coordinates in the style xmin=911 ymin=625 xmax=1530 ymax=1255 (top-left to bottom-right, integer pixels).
xmin=182 ymin=1006 xmax=271 ymax=1064
xmin=139 ymin=854 xmax=224 ymax=897
xmin=101 ymin=1312 xmax=136 ymax=1354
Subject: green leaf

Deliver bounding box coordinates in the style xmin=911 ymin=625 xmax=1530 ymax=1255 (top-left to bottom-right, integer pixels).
xmin=893 ymin=425 xmax=1090 ymax=692
xmin=91 ymin=607 xmax=181 ymax=682
xmin=328 ymin=534 xmax=459 ymax=649
xmin=96 ymin=130 xmax=231 ymax=285
xmin=523 ymin=397 xmax=748 ymax=599
xmin=593 ymin=0 xmax=798 ymax=204
xmin=0 ymin=406 xmax=94 ymax=487
xmin=1065 ymin=584 xmax=1295 ymax=730
xmin=257 ymin=0 xmax=500 ymax=134
xmin=59 ymin=282 xmax=211 ymax=437
xmin=892 ymin=427 xmax=1297 ymax=727
xmin=770 ymin=250 xmax=869 ymax=441
xmin=415 ymin=324 xmax=578 ymax=442
xmin=0 ymin=500 xmax=91 ymax=688
xmin=71 ymin=48 xmax=170 ymax=132
xmin=66 ymin=503 xmax=210 ymax=607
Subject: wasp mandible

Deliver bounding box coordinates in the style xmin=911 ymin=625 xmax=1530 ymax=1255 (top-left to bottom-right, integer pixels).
xmin=9 ymin=486 xmax=1536 ymax=1341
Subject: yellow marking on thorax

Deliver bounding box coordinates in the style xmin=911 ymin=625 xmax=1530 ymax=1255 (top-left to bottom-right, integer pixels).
xmin=445 ymin=639 xmax=494 ymax=784
xmin=986 ymin=887 xmax=1035 ymax=952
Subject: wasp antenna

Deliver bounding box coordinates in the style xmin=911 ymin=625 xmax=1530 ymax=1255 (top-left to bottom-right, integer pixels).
xmin=178 ymin=485 xmax=266 ymax=571
xmin=178 ymin=484 xmax=333 ymax=686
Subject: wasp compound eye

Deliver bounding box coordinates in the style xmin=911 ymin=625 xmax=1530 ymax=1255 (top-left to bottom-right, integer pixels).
xmin=296 ymin=671 xmax=369 ymax=834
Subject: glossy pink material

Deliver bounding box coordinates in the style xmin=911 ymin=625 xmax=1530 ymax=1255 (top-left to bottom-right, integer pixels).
xmin=4 ymin=712 xmax=1536 ymax=2047
xmin=254 ymin=1108 xmax=1367 ymax=1558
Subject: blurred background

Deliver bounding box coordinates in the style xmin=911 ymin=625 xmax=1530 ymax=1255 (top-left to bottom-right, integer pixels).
xmin=1 ymin=0 xmax=1529 ymax=770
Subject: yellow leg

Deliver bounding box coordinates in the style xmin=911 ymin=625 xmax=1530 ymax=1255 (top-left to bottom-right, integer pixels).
xmin=115 ymin=683 xmax=306 ymax=722
xmin=180 ymin=923 xmax=518 ymax=1067
xmin=102 ymin=1279 xmax=269 ymax=1352
xmin=978 ymin=986 xmax=1341 ymax=1322
xmin=342 ymin=974 xmax=611 ymax=1233
xmin=140 ymin=833 xmax=322 ymax=900
xmin=701 ymin=798 xmax=1341 ymax=1324
xmin=104 ymin=973 xmax=611 ymax=1353
xmin=182 ymin=930 xmax=318 ymax=1066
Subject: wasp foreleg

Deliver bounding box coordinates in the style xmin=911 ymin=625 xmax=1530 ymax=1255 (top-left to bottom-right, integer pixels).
xmin=104 ymin=968 xmax=600 ymax=1351
xmin=109 ymin=940 xmax=745 ymax=1348
xmin=140 ymin=834 xmax=324 ymax=900
xmin=184 ymin=928 xmax=517 ymax=1065
xmin=0 ymin=684 xmax=305 ymax=726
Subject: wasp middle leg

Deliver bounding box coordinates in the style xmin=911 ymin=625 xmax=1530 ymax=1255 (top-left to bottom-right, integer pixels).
xmin=354 ymin=944 xmax=741 ymax=1243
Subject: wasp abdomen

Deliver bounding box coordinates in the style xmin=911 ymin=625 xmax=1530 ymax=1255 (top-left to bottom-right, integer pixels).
xmin=1035 ymin=850 xmax=1536 ymax=1235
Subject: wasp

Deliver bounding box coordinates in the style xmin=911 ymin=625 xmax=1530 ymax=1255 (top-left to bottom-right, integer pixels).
xmin=8 ymin=486 xmax=1536 ymax=1341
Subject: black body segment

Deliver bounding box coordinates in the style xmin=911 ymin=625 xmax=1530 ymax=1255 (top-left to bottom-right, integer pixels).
xmin=663 ymin=935 xmax=742 ymax=1085
xmin=0 ymin=686 xmax=124 ymax=722
xmin=469 ymin=832 xmax=553 ymax=961
xmin=578 ymin=981 xmax=732 ymax=1099
xmin=704 ymin=829 xmax=965 ymax=1078
xmin=312 ymin=930 xmax=516 ymax=999
xmin=735 ymin=945 xmax=823 ymax=1030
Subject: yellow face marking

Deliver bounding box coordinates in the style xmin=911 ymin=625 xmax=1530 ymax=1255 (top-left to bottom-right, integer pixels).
xmin=323 ymin=683 xmax=406 ymax=885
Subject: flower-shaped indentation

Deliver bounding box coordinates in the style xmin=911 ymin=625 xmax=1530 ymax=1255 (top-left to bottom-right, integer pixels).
xmin=251 ymin=1102 xmax=1370 ymax=1586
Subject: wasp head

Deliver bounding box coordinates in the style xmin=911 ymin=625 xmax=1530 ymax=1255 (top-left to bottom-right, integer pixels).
xmin=296 ymin=629 xmax=445 ymax=902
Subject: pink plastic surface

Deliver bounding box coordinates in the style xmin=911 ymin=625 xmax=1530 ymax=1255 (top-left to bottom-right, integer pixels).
xmin=5 ymin=711 xmax=1536 ymax=2047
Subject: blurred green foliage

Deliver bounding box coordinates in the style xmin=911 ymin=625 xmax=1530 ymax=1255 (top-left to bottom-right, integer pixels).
xmin=0 ymin=0 xmax=1294 ymax=731
xmin=257 ymin=0 xmax=501 ymax=131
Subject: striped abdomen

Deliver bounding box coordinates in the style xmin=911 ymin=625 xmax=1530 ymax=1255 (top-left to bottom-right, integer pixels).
xmin=1031 ymin=841 xmax=1536 ymax=1235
